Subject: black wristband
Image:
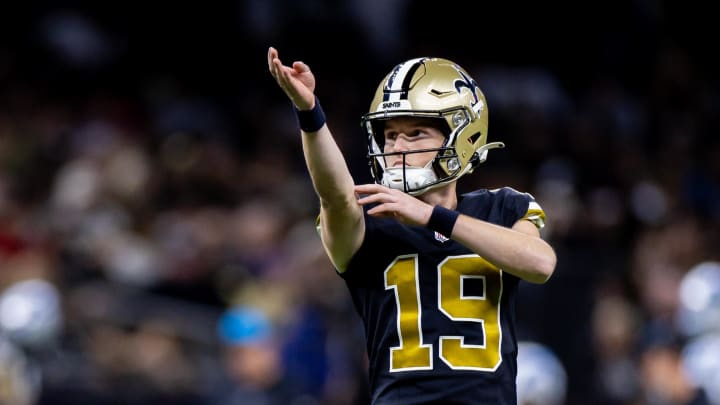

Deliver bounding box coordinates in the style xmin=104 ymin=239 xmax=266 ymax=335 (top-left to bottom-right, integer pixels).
xmin=426 ymin=205 xmax=459 ymax=237
xmin=294 ymin=97 xmax=326 ymax=132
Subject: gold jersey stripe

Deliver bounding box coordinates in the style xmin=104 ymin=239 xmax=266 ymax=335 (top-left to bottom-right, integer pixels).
xmin=524 ymin=201 xmax=546 ymax=229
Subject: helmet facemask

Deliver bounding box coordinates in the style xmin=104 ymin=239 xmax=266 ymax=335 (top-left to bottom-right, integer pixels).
xmin=365 ymin=113 xmax=467 ymax=196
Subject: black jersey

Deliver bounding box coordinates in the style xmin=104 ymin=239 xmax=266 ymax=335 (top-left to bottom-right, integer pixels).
xmin=336 ymin=187 xmax=546 ymax=405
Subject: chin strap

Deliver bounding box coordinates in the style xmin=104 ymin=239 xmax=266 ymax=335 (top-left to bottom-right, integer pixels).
xmin=380 ymin=141 xmax=506 ymax=194
xmin=382 ymin=163 xmax=438 ymax=194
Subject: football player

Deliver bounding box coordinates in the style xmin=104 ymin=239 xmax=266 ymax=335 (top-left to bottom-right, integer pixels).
xmin=268 ymin=47 xmax=557 ymax=404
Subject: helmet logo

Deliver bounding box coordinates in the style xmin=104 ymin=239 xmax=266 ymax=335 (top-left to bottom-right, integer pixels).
xmin=453 ymin=69 xmax=480 ymax=104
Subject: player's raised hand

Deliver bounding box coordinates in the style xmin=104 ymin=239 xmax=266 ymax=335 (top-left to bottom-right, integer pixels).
xmin=354 ymin=184 xmax=434 ymax=227
xmin=267 ymin=47 xmax=316 ymax=111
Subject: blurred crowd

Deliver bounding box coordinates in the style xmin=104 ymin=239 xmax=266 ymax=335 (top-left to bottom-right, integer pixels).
xmin=1 ymin=2 xmax=719 ymax=405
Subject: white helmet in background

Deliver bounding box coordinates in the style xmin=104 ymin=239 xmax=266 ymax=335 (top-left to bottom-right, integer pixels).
xmin=0 ymin=279 xmax=63 ymax=348
xmin=676 ymin=261 xmax=720 ymax=337
xmin=516 ymin=341 xmax=568 ymax=405
xmin=681 ymin=333 xmax=720 ymax=405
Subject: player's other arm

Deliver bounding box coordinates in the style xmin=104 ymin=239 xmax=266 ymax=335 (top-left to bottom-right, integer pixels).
xmin=354 ymin=183 xmax=556 ymax=283
xmin=267 ymin=47 xmax=363 ymax=271
xmin=450 ymin=216 xmax=556 ymax=284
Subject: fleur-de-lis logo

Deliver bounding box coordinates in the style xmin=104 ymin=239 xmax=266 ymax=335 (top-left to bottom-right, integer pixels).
xmin=453 ymin=69 xmax=480 ymax=104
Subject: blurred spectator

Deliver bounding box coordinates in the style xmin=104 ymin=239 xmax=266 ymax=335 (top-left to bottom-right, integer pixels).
xmin=0 ymin=336 xmax=40 ymax=405
xmin=213 ymin=305 xmax=306 ymax=405
xmin=639 ymin=342 xmax=710 ymax=405
xmin=591 ymin=294 xmax=642 ymax=404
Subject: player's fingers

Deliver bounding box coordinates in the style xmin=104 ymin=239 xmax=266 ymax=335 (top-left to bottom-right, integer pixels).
xmin=269 ymin=51 xmax=284 ymax=77
xmin=279 ymin=69 xmax=302 ymax=96
xmin=293 ymin=61 xmax=310 ymax=73
xmin=366 ymin=205 xmax=386 ymax=216
xmin=274 ymin=64 xmax=293 ymax=87
xmin=271 ymin=62 xmax=286 ymax=85
xmin=357 ymin=192 xmax=395 ymax=206
xmin=355 ymin=184 xmax=387 ymax=194
xmin=270 ymin=58 xmax=294 ymax=90
xmin=367 ymin=203 xmax=400 ymax=218
xmin=356 ymin=194 xmax=377 ymax=206
xmin=267 ymin=47 xmax=276 ymax=72
xmin=358 ymin=193 xmax=398 ymax=210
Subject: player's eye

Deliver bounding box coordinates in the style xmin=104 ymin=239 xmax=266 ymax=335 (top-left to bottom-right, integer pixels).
xmin=385 ymin=132 xmax=398 ymax=141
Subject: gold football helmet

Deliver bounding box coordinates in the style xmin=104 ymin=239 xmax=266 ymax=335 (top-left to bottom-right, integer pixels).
xmin=361 ymin=57 xmax=504 ymax=195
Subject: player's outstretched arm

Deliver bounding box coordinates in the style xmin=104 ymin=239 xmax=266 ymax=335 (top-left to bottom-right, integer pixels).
xmin=267 ymin=47 xmax=364 ymax=272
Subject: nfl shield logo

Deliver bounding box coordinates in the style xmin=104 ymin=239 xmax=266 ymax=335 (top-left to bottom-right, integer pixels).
xmin=434 ymin=231 xmax=449 ymax=243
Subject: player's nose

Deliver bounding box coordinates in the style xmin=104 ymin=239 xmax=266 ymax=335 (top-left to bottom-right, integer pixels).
xmin=392 ymin=135 xmax=410 ymax=152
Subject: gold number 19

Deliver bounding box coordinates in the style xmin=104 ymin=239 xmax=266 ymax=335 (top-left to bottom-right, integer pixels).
xmin=384 ymin=254 xmax=503 ymax=372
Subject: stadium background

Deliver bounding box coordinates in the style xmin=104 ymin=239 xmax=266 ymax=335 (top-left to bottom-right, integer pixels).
xmin=1 ymin=1 xmax=719 ymax=404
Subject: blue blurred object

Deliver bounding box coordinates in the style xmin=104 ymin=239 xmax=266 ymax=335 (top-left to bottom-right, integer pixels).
xmin=281 ymin=306 xmax=328 ymax=397
xmin=217 ymin=306 xmax=272 ymax=346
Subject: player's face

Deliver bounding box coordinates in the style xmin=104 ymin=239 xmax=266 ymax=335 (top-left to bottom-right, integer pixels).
xmin=383 ymin=117 xmax=445 ymax=168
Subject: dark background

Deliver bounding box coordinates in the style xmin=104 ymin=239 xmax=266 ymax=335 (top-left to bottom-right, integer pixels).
xmin=1 ymin=1 xmax=719 ymax=404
